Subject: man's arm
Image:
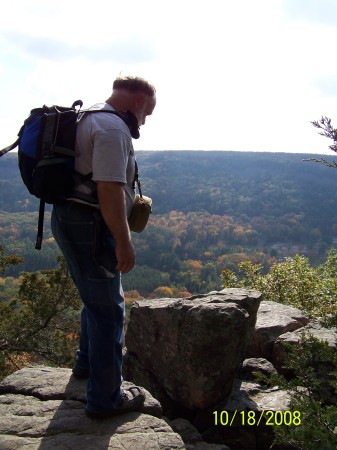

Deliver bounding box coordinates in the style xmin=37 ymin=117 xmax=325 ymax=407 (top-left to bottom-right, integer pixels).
xmin=97 ymin=181 xmax=135 ymax=274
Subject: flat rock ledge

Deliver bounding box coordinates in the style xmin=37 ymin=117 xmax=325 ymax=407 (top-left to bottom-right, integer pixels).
xmin=0 ymin=365 xmax=185 ymax=450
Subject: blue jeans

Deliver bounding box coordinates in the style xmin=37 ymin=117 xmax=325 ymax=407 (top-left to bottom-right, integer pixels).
xmin=51 ymin=202 xmax=124 ymax=412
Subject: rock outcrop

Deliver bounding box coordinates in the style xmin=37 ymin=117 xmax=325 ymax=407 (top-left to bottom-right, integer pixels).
xmin=124 ymin=290 xmax=336 ymax=449
xmin=245 ymin=300 xmax=310 ymax=360
xmin=0 ymin=365 xmax=185 ymax=450
xmin=1 ymin=288 xmax=336 ymax=450
xmin=272 ymin=321 xmax=337 ymax=373
xmin=125 ymin=289 xmax=262 ymax=410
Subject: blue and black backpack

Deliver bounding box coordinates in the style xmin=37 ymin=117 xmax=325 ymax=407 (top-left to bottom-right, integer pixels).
xmin=0 ymin=100 xmax=124 ymax=249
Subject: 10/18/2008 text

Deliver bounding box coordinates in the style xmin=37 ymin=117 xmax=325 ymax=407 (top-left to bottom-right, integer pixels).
xmin=213 ymin=410 xmax=301 ymax=427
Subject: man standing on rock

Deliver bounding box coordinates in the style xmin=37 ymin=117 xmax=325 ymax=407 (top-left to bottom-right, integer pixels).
xmin=51 ymin=76 xmax=156 ymax=418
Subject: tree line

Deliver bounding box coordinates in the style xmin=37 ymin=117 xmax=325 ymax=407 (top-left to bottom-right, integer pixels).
xmin=1 ymin=151 xmax=337 ymax=295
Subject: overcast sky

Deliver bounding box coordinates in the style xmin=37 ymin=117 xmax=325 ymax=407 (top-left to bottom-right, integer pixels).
xmin=1 ymin=0 xmax=337 ymax=154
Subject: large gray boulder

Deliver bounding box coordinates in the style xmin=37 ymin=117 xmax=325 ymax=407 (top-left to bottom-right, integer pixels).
xmin=193 ymin=379 xmax=292 ymax=450
xmin=272 ymin=323 xmax=337 ymax=408
xmin=0 ymin=365 xmax=185 ymax=450
xmin=246 ymin=301 xmax=310 ymax=360
xmin=125 ymin=288 xmax=262 ymax=410
xmin=238 ymin=357 xmax=277 ymax=381
xmin=272 ymin=322 xmax=337 ymax=372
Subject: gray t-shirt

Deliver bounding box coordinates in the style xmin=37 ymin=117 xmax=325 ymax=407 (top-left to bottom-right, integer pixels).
xmin=70 ymin=103 xmax=136 ymax=216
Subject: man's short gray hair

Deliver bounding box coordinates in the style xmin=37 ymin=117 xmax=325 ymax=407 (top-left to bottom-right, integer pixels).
xmin=113 ymin=76 xmax=156 ymax=97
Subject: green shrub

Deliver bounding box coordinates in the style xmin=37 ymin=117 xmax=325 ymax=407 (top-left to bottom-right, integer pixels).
xmin=223 ymin=249 xmax=337 ymax=321
xmin=271 ymin=335 xmax=337 ymax=450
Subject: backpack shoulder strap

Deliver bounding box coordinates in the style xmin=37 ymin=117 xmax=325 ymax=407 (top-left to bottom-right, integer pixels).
xmin=35 ymin=199 xmax=45 ymax=250
xmin=82 ymin=108 xmax=139 ymax=139
xmin=0 ymin=138 xmax=20 ymax=157
xmin=80 ymin=108 xmax=120 ymax=116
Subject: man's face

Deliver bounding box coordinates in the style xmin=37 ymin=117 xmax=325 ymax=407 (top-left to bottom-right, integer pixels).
xmin=133 ymin=94 xmax=156 ymax=126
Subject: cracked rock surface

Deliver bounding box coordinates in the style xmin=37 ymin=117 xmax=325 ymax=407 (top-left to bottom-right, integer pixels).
xmin=0 ymin=365 xmax=185 ymax=450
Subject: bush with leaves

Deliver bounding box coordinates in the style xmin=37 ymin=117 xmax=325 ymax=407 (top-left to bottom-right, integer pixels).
xmin=0 ymin=245 xmax=23 ymax=276
xmin=223 ymin=249 xmax=337 ymax=324
xmin=0 ymin=254 xmax=81 ymax=380
xmin=266 ymin=334 xmax=337 ymax=450
xmin=223 ymin=250 xmax=337 ymax=448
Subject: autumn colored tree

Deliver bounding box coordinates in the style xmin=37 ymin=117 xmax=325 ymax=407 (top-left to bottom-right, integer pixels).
xmin=0 ymin=244 xmax=23 ymax=275
xmin=124 ymin=290 xmax=143 ymax=303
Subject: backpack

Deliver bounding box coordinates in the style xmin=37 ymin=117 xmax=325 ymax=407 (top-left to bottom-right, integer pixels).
xmin=0 ymin=100 xmax=122 ymax=249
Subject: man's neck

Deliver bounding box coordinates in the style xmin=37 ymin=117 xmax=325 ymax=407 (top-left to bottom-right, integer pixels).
xmin=106 ymin=91 xmax=132 ymax=113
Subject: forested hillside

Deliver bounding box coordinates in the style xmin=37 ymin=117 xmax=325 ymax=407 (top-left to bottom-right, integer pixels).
xmin=1 ymin=150 xmax=337 ymax=295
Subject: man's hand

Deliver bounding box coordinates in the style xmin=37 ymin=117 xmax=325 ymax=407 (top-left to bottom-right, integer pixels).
xmin=97 ymin=181 xmax=135 ymax=273
xmin=115 ymin=239 xmax=136 ymax=273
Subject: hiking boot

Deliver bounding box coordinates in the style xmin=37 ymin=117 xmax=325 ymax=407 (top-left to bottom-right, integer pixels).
xmin=72 ymin=365 xmax=89 ymax=379
xmin=85 ymin=386 xmax=145 ymax=418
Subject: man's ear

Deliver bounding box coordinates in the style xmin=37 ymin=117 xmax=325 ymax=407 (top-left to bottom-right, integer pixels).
xmin=134 ymin=92 xmax=145 ymax=107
